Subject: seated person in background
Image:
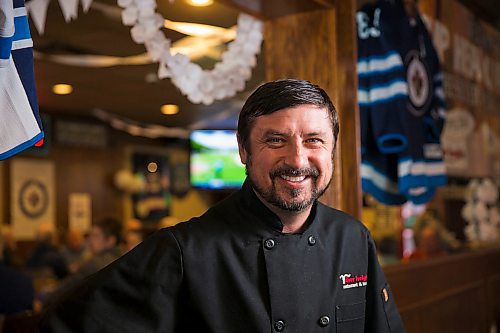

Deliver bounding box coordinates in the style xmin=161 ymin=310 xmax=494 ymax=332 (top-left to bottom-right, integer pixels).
xmin=72 ymin=218 xmax=122 ymax=277
xmin=25 ymin=223 xmax=68 ymax=279
xmin=42 ymin=218 xmax=122 ymax=307
xmin=410 ymin=212 xmax=459 ymax=260
xmin=60 ymin=229 xmax=87 ymax=273
xmin=0 ymin=232 xmax=34 ymax=314
xmin=0 ymin=224 xmax=22 ymax=267
xmin=411 ymin=224 xmax=447 ymax=259
xmin=122 ymin=219 xmax=143 ymax=253
xmin=376 ymin=236 xmax=400 ymax=266
xmin=123 ymin=229 xmax=143 ymax=253
xmin=123 ymin=219 xmax=141 ymax=233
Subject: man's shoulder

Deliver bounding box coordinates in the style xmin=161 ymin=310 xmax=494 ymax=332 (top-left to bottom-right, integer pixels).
xmin=316 ymin=202 xmax=369 ymax=235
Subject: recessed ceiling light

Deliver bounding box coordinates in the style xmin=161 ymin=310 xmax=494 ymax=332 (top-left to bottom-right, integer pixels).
xmin=161 ymin=104 xmax=179 ymax=115
xmin=52 ymin=84 xmax=73 ymax=95
xmin=185 ymin=0 xmax=213 ymax=7
xmin=147 ymin=162 xmax=158 ymax=173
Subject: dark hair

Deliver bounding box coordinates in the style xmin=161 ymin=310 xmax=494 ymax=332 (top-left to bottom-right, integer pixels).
xmin=94 ymin=218 xmax=122 ymax=245
xmin=237 ymin=79 xmax=339 ymax=151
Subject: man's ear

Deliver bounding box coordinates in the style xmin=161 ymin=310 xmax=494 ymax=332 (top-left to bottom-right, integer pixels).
xmin=237 ymin=134 xmax=248 ymax=165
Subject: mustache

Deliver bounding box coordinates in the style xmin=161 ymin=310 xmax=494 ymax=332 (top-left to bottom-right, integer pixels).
xmin=270 ymin=166 xmax=319 ymax=178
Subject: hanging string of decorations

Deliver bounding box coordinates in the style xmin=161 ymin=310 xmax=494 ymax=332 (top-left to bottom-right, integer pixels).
xmin=117 ymin=0 xmax=264 ymax=105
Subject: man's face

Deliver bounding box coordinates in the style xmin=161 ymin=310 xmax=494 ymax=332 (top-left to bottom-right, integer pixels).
xmin=239 ymin=105 xmax=335 ymax=212
xmin=88 ymin=226 xmax=116 ymax=255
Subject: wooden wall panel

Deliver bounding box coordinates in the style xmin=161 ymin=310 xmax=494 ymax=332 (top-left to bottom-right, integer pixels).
xmin=404 ymin=283 xmax=483 ymax=333
xmin=489 ymin=274 xmax=500 ymax=331
xmin=2 ymin=120 xmax=168 ymax=242
xmin=385 ymin=247 xmax=500 ymax=332
xmin=264 ymin=10 xmax=337 ymax=85
xmin=264 ymin=3 xmax=361 ymax=217
xmin=330 ymin=0 xmax=361 ymax=217
xmin=50 ymin=145 xmax=124 ymax=233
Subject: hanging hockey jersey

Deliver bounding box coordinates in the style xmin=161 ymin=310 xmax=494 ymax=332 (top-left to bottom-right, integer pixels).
xmin=0 ymin=0 xmax=14 ymax=67
xmin=0 ymin=0 xmax=44 ymax=160
xmin=378 ymin=0 xmax=447 ymax=202
xmin=357 ymin=0 xmax=447 ymax=205
xmin=357 ymin=4 xmax=408 ymax=156
xmin=357 ymin=3 xmax=409 ymax=205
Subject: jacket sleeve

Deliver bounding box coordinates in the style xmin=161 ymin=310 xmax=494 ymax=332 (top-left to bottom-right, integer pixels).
xmin=40 ymin=229 xmax=183 ymax=333
xmin=364 ymin=232 xmax=405 ymax=332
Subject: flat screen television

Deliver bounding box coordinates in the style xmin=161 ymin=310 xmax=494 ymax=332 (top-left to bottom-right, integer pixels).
xmin=190 ymin=130 xmax=246 ymax=189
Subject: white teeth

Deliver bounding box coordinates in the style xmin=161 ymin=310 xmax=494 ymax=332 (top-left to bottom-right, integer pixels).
xmin=280 ymin=175 xmax=306 ymax=182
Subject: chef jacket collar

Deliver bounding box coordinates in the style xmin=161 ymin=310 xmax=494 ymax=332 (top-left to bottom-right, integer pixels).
xmin=240 ymin=178 xmax=317 ymax=234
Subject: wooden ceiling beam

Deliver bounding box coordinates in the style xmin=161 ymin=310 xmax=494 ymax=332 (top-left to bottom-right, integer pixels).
xmin=215 ymin=0 xmax=335 ymax=20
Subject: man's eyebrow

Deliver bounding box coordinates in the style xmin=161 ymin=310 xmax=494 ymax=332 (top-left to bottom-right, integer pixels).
xmin=303 ymin=130 xmax=332 ymax=138
xmin=260 ymin=130 xmax=330 ymax=137
xmin=305 ymin=131 xmax=327 ymax=136
xmin=262 ymin=129 xmax=286 ymax=136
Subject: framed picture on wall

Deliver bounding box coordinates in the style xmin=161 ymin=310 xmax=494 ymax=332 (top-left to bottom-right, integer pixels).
xmin=10 ymin=158 xmax=55 ymax=240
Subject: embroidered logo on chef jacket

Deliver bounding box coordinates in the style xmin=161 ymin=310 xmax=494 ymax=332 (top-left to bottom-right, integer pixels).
xmin=339 ymin=273 xmax=368 ymax=289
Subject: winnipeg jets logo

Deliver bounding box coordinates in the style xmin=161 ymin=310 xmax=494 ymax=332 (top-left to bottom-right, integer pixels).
xmin=405 ymin=51 xmax=432 ymax=117
xmin=339 ymin=273 xmax=368 ymax=289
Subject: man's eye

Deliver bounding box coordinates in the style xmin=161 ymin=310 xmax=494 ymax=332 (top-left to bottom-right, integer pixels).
xmin=306 ymin=138 xmax=323 ymax=144
xmin=267 ymin=137 xmax=284 ymax=143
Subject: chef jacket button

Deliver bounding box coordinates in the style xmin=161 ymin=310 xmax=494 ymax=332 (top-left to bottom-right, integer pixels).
xmin=318 ymin=315 xmax=330 ymax=327
xmin=274 ymin=320 xmax=286 ymax=331
xmin=264 ymin=239 xmax=275 ymax=250
xmin=308 ymin=235 xmax=316 ymax=246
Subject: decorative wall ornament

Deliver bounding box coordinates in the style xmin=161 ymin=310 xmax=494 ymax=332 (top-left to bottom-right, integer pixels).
xmin=461 ymin=178 xmax=500 ymax=243
xmin=117 ymin=0 xmax=263 ymax=105
xmin=441 ymin=108 xmax=475 ymax=171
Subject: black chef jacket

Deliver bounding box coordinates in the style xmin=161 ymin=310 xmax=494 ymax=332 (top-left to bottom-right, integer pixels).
xmin=41 ymin=180 xmax=404 ymax=332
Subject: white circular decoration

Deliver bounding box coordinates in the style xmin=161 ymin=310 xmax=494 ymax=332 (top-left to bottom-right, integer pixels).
xmin=117 ymin=0 xmax=263 ymax=105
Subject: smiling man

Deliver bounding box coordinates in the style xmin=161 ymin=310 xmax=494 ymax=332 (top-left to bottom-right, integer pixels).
xmin=42 ymin=79 xmax=404 ymax=332
xmin=237 ymin=87 xmax=336 ymax=234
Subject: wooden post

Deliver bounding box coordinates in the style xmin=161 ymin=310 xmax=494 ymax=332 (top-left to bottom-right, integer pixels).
xmin=264 ymin=3 xmax=361 ymax=217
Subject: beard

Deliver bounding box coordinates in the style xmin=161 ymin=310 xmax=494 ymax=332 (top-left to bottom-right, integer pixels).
xmin=246 ymin=158 xmax=332 ymax=212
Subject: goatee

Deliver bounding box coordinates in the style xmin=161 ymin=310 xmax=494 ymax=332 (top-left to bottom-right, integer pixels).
xmin=247 ymin=164 xmax=331 ymax=212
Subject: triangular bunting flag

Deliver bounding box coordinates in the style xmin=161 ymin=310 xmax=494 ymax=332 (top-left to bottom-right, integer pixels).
xmin=58 ymin=0 xmax=79 ymax=22
xmin=80 ymin=0 xmax=93 ymax=13
xmin=26 ymin=0 xmax=50 ymax=35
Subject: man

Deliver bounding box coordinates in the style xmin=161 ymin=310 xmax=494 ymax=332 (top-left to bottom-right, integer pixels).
xmin=42 ymin=79 xmax=404 ymax=332
xmin=41 ymin=218 xmax=122 ymax=308
xmin=71 ymin=218 xmax=122 ymax=276
xmin=26 ymin=223 xmax=68 ymax=279
xmin=60 ymin=229 xmax=87 ymax=273
xmin=0 ymin=233 xmax=34 ymax=315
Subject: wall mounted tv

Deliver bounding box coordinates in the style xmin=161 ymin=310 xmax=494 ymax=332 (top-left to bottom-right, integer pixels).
xmin=190 ymin=130 xmax=246 ymax=189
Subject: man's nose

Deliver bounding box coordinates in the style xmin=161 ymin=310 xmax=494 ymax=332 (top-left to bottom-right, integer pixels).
xmin=284 ymin=141 xmax=308 ymax=169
